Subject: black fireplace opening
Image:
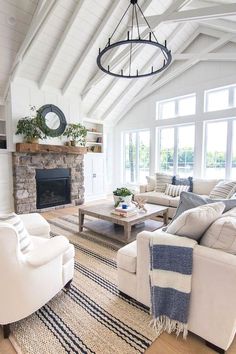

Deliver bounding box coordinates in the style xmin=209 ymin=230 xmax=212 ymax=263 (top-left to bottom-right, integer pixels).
xmin=36 ymin=168 xmax=71 ymax=209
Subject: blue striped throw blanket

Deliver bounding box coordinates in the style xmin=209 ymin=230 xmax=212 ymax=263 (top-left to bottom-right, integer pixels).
xmin=150 ymin=233 xmax=197 ymax=338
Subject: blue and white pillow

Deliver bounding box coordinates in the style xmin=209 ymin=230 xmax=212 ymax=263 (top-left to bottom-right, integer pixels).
xmin=0 ymin=213 xmax=32 ymax=253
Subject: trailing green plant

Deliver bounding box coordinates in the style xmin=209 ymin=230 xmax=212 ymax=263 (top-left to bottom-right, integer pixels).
xmin=16 ymin=106 xmax=44 ymax=142
xmin=113 ymin=187 xmax=133 ymax=197
xmin=63 ymin=123 xmax=87 ymax=146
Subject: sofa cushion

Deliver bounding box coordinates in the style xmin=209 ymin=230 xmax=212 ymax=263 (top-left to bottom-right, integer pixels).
xmin=201 ymin=216 xmax=236 ymax=255
xmin=172 ymin=176 xmax=193 ymax=192
xmin=165 ymin=183 xmax=189 ymax=197
xmin=155 ymin=172 xmax=172 ymax=192
xmin=172 ymin=191 xmax=236 ymax=222
xmin=146 ymin=176 xmax=156 ymax=192
xmin=117 ymin=241 xmax=137 ymax=273
xmin=135 ymin=192 xmax=171 ymax=206
xmin=166 ymin=202 xmax=225 ymax=241
xmin=193 ymin=178 xmax=220 ymax=195
xmin=20 ymin=213 xmax=50 ymax=238
xmin=169 ymin=196 xmax=180 ymax=208
xmin=0 ymin=213 xmax=32 ymax=253
xmin=209 ymin=180 xmax=236 ymax=199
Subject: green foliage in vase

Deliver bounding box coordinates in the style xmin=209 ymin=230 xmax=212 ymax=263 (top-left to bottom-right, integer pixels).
xmin=63 ymin=123 xmax=88 ymax=146
xmin=113 ymin=187 xmax=133 ymax=197
xmin=16 ymin=106 xmax=44 ymax=142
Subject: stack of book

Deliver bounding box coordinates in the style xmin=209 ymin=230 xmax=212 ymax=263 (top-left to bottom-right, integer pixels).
xmin=111 ymin=205 xmax=137 ymax=218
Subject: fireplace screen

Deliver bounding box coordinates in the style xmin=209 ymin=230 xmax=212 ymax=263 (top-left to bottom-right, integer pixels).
xmin=36 ymin=168 xmax=71 ymax=209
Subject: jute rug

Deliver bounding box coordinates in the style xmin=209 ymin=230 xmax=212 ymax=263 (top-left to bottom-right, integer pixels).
xmin=10 ymin=214 xmax=156 ymax=354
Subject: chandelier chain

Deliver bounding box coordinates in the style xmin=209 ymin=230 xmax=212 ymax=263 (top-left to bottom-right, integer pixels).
xmin=108 ymin=3 xmax=131 ymax=46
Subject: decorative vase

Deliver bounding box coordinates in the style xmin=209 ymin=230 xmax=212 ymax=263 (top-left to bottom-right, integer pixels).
xmin=71 ymin=140 xmax=76 ymax=147
xmin=65 ymin=141 xmax=71 ymax=147
xmin=26 ymin=138 xmax=39 ymax=144
xmin=113 ymin=195 xmax=133 ymax=207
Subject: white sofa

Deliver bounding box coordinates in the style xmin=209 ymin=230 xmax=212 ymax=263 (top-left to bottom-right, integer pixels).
xmin=137 ymin=178 xmax=221 ymax=218
xmin=0 ymin=213 xmax=75 ymax=338
xmin=117 ymin=230 xmax=236 ymax=353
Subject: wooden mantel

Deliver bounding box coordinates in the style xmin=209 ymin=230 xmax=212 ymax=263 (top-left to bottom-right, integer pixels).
xmin=15 ymin=143 xmax=87 ymax=155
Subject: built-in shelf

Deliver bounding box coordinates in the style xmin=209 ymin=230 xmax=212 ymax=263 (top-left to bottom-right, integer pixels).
xmin=83 ymin=119 xmax=103 ymax=153
xmin=0 ymin=106 xmax=7 ymax=149
xmin=0 ymin=134 xmax=6 ymax=137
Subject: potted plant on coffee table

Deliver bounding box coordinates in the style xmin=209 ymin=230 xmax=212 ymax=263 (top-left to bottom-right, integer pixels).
xmin=113 ymin=187 xmax=133 ymax=207
xmin=16 ymin=113 xmax=44 ymax=144
xmin=63 ymin=123 xmax=87 ymax=147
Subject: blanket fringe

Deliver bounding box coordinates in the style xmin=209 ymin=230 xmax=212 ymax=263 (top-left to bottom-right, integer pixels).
xmin=150 ymin=316 xmax=188 ymax=339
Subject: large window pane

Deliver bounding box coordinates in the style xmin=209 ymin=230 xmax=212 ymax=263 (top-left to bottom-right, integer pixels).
xmin=160 ymin=128 xmax=174 ymax=174
xmin=206 ymin=89 xmax=229 ymax=112
xmin=139 ymin=131 xmax=150 ymax=184
xmin=205 ymin=121 xmax=227 ymax=178
xmin=160 ymin=101 xmax=175 ymax=119
xmin=124 ymin=132 xmax=137 ymax=184
xmin=232 ymin=121 xmax=236 ymax=179
xmin=177 ymin=125 xmax=195 ymax=177
xmin=178 ymin=96 xmax=196 ymax=116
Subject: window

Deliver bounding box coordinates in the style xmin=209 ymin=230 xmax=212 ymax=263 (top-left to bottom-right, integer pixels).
xmin=205 ymin=84 xmax=236 ymax=112
xmin=123 ymin=130 xmax=150 ymax=184
xmin=159 ymin=125 xmax=195 ymax=177
xmin=205 ymin=121 xmax=227 ymax=179
xmin=157 ymin=94 xmax=196 ymax=120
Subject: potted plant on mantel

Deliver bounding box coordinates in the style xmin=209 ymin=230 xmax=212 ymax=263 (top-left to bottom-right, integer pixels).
xmin=16 ymin=106 xmax=44 ymax=144
xmin=113 ymin=187 xmax=133 ymax=207
xmin=63 ymin=123 xmax=87 ymax=147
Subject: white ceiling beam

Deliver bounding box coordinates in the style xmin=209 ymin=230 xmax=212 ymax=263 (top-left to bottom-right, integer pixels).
xmin=3 ymin=0 xmax=58 ymax=99
xmin=199 ymin=19 xmax=236 ymax=34
xmin=81 ymin=0 xmax=191 ymax=99
xmin=99 ymin=24 xmax=187 ymax=121
xmin=62 ymin=0 xmax=123 ymax=95
xmin=117 ymin=33 xmax=235 ymax=123
xmin=145 ymin=3 xmax=236 ymax=26
xmin=175 ymin=53 xmax=236 ymax=61
xmin=38 ymin=0 xmax=86 ymax=90
xmin=81 ymin=0 xmax=154 ymax=100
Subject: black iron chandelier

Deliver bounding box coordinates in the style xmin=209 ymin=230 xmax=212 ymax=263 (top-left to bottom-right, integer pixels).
xmin=97 ymin=0 xmax=172 ymax=79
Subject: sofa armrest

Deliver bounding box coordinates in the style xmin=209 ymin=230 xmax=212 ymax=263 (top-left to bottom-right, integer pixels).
xmin=139 ymin=184 xmax=148 ymax=193
xmin=136 ymin=230 xmax=236 ymax=349
xmin=25 ymin=236 xmax=69 ymax=267
xmin=20 ymin=213 xmax=51 ymax=238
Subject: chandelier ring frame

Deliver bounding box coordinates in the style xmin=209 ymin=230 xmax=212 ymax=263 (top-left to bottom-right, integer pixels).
xmin=97 ymin=39 xmax=172 ymax=79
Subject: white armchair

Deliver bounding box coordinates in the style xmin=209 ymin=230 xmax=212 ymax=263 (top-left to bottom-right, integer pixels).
xmin=0 ymin=213 xmax=74 ymax=338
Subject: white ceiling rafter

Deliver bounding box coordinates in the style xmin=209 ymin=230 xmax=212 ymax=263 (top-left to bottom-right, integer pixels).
xmin=200 ymin=19 xmax=236 ymax=33
xmin=145 ymin=3 xmax=236 ymax=26
xmin=3 ymin=0 xmax=58 ymax=100
xmin=116 ymin=31 xmax=235 ymax=123
xmin=38 ymin=0 xmax=86 ymax=90
xmin=61 ymin=0 xmax=123 ymax=95
xmin=81 ymin=0 xmax=191 ymax=99
xmin=175 ymin=52 xmax=236 ymax=60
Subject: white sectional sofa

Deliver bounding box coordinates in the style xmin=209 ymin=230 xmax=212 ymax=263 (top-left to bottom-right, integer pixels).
xmin=136 ymin=178 xmax=221 ymax=218
xmin=117 ymin=229 xmax=236 ymax=352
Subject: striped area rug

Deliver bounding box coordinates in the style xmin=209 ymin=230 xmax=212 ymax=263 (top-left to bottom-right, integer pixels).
xmin=11 ymin=214 xmax=156 ymax=354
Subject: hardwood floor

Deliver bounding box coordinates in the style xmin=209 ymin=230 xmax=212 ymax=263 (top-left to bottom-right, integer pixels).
xmin=1 ymin=204 xmax=236 ymax=354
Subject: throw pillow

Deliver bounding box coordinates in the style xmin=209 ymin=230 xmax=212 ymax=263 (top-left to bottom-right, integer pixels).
xmin=209 ymin=180 xmax=236 ymax=199
xmin=146 ymin=176 xmax=156 ymax=192
xmin=155 ymin=172 xmax=172 ymax=193
xmin=172 ymin=176 xmax=193 ymax=192
xmin=166 ymin=202 xmax=225 ymax=241
xmin=165 ymin=183 xmax=189 ymax=197
xmin=0 ymin=213 xmax=32 ymax=253
xmin=201 ymin=216 xmax=236 ymax=255
xmin=172 ymin=191 xmax=236 ymax=222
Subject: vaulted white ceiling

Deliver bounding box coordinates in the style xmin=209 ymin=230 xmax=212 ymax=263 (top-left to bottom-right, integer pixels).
xmin=1 ymin=0 xmax=236 ymax=122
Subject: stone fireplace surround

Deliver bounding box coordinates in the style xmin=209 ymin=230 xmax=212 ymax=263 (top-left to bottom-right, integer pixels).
xmin=12 ymin=151 xmax=84 ymax=214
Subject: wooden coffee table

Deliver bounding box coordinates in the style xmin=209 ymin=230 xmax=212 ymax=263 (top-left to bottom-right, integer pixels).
xmin=79 ymin=203 xmax=168 ymax=244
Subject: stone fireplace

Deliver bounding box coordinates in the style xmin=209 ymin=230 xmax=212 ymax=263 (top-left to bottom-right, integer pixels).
xmin=12 ymin=146 xmax=85 ymax=214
